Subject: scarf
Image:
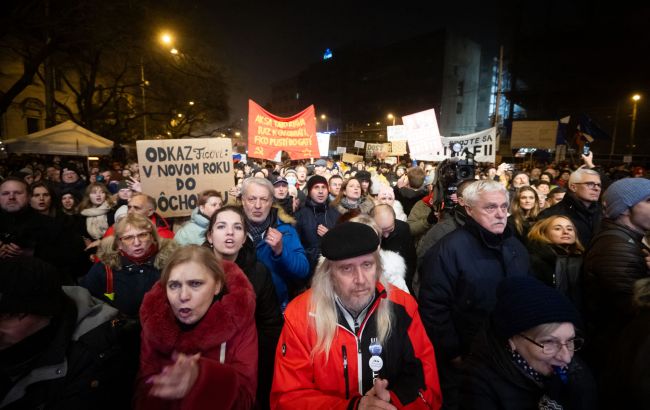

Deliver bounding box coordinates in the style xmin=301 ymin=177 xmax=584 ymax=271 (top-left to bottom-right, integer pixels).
xmin=340 ymin=196 xmax=361 ymax=210
xmin=247 ymin=213 xmax=273 ymax=246
xmin=81 ymin=202 xmax=111 ymax=240
xmin=120 ymin=242 xmax=158 ymax=265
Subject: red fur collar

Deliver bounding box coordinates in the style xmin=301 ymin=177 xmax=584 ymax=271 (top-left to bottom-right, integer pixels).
xmin=139 ymin=260 xmax=256 ymax=355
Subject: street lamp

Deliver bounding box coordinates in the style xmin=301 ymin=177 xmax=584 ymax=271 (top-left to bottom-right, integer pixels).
xmin=630 ymin=94 xmax=641 ymax=153
xmin=320 ymin=114 xmax=329 ymax=131
xmin=141 ymin=31 xmax=177 ymax=138
xmin=387 ymin=113 xmax=395 ymax=126
xmin=160 ymin=33 xmax=174 ymax=45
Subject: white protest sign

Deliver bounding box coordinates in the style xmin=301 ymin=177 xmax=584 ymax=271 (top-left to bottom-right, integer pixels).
xmin=136 ymin=138 xmax=233 ymax=218
xmin=389 ymin=140 xmax=407 ymax=156
xmin=354 ymin=140 xmax=365 ymax=149
xmin=365 ymin=143 xmax=391 ymax=159
xmin=511 ymin=121 xmax=558 ymax=149
xmin=428 ymin=127 xmax=497 ymax=163
xmin=387 ymin=125 xmax=408 ymax=142
xmin=336 ymin=146 xmax=347 ymax=154
xmin=316 ymin=132 xmax=331 ymax=157
xmin=402 ymin=108 xmax=443 ymax=161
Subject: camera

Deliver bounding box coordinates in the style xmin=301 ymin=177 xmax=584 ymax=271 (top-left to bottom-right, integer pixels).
xmin=456 ymin=148 xmax=476 ymax=181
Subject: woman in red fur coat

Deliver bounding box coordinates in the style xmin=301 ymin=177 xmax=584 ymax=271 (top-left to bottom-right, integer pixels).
xmin=134 ymin=245 xmax=258 ymax=410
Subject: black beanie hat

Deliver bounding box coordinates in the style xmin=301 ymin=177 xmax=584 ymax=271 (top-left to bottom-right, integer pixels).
xmin=492 ymin=276 xmax=581 ymax=340
xmin=356 ymin=170 xmax=371 ymax=182
xmin=60 ymin=162 xmax=80 ymax=177
xmin=0 ymin=256 xmax=65 ymax=317
xmin=321 ymin=222 xmax=380 ymax=261
xmin=307 ymin=175 xmax=328 ymax=193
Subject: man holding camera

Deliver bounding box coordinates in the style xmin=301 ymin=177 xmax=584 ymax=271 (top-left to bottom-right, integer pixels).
xmin=418 ymin=180 xmax=530 ymax=409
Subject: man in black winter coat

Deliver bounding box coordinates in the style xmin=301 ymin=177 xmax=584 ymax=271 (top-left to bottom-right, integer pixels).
xmin=295 ymin=175 xmax=340 ymax=273
xmin=418 ymin=180 xmax=530 ymax=409
xmin=0 ymin=256 xmax=135 ymax=409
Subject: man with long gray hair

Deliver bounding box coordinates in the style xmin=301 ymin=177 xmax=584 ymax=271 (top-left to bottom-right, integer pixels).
xmin=271 ymin=222 xmax=441 ymax=409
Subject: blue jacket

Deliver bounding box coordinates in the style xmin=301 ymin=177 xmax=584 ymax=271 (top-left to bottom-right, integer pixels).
xmin=418 ymin=217 xmax=530 ymax=361
xmin=174 ymin=207 xmax=210 ymax=246
xmin=254 ymin=207 xmax=310 ymax=311
xmin=294 ymin=197 xmax=340 ymax=273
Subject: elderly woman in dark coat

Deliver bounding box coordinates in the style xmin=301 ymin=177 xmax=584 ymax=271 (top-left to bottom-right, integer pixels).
xmin=461 ymin=276 xmax=597 ymax=410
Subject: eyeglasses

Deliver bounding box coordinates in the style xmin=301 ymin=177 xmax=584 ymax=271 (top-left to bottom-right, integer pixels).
xmin=519 ymin=334 xmax=584 ymax=355
xmin=575 ymin=182 xmax=602 ymax=189
xmin=119 ymin=232 xmax=151 ymax=245
xmin=244 ymin=196 xmax=270 ymax=206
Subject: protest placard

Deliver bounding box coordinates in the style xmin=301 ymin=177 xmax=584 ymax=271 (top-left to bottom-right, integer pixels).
xmin=336 ymin=146 xmax=347 ymax=154
xmin=389 ymin=140 xmax=407 ymax=156
xmin=365 ymin=143 xmax=391 ymax=158
xmin=342 ymin=153 xmax=363 ymax=163
xmin=402 ymin=108 xmax=443 ymax=160
xmin=387 ymin=125 xmax=408 ymax=142
xmin=354 ymin=140 xmax=365 ymax=149
xmin=136 ymin=138 xmax=233 ymax=218
xmin=428 ymin=127 xmax=497 ymax=162
xmin=511 ymin=121 xmax=558 ymax=149
xmin=247 ymin=99 xmax=318 ymax=160
xmin=316 ymin=132 xmax=331 ymax=157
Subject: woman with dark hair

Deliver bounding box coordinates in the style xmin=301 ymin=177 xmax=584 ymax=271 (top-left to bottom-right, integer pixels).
xmin=61 ymin=189 xmax=81 ymax=215
xmin=461 ymin=276 xmax=597 ymax=409
xmin=507 ymin=186 xmax=541 ymax=245
xmin=527 ymin=215 xmax=585 ymax=307
xmin=135 ymin=245 xmax=257 ymax=410
xmin=175 ymin=190 xmax=223 ymax=245
xmin=330 ymin=177 xmax=374 ymax=215
xmin=81 ymin=214 xmax=178 ymax=317
xmin=206 ymin=205 xmax=283 ymax=409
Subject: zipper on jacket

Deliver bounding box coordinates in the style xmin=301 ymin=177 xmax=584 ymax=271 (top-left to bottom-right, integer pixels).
xmin=342 ymin=345 xmax=350 ymax=399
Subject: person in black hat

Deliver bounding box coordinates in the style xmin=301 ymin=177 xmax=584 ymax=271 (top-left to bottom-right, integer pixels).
xmin=460 ymin=276 xmax=597 ymax=409
xmin=59 ymin=162 xmax=87 ymax=199
xmin=355 ymin=170 xmax=372 ymax=196
xmin=0 ymin=256 xmax=136 ymax=409
xmin=295 ymin=175 xmax=341 ymax=273
xmin=271 ymin=222 xmax=443 ymax=409
xmin=272 ymin=176 xmax=296 ymax=216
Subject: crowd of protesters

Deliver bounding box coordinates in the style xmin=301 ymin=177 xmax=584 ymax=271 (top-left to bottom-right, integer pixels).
xmin=1 ymin=150 xmax=649 ymax=409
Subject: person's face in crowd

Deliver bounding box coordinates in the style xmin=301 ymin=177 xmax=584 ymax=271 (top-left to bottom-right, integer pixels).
xmin=199 ymin=196 xmax=222 ymax=219
xmin=488 ymin=168 xmax=497 ymax=179
xmin=570 ymin=174 xmax=601 ymax=203
xmin=0 ymin=181 xmax=29 ymax=212
xmin=242 ymin=183 xmax=272 ymax=223
xmin=331 ymin=168 xmax=339 ymax=176
xmin=545 ymin=168 xmax=558 ymax=178
xmin=129 ymin=163 xmax=139 ymax=173
xmin=345 ymin=179 xmax=362 ymax=201
xmin=89 ymin=187 xmax=106 ymax=206
xmin=128 ymin=195 xmax=155 ymax=217
xmin=546 ymin=217 xmax=577 ymax=246
xmin=396 ymin=168 xmax=405 ymax=178
xmin=314 ymin=165 xmax=326 ymax=176
xmin=112 ymin=161 xmax=122 ymax=171
xmin=121 ymin=169 xmax=132 ymax=179
xmin=30 ymin=186 xmax=52 ymax=214
xmin=61 ymin=193 xmax=76 ymax=211
xmin=530 ymin=168 xmax=542 ymax=180
xmin=0 ymin=314 xmax=50 ymax=351
xmin=360 ymin=179 xmax=370 ymax=192
xmin=377 ymin=191 xmax=394 ymax=206
xmin=374 ymin=211 xmax=396 ymax=239
xmin=166 ymin=261 xmax=222 ymax=325
xmin=512 ymin=174 xmax=530 ymax=188
xmin=253 ymin=171 xmax=265 ymax=179
xmin=61 ymin=169 xmax=79 ymax=184
xmin=208 ymin=209 xmax=246 ymax=260
xmin=117 ymin=188 xmax=133 ymax=201
xmin=518 ymin=190 xmax=537 ymax=212
xmin=560 ymin=171 xmax=571 ymax=182
xmin=329 ymin=178 xmax=342 ymax=197
xmin=100 ymin=171 xmax=112 ymax=183
xmin=117 ymin=224 xmax=153 ymax=258
xmin=536 ymin=184 xmax=550 ymax=196
xmin=310 ymin=183 xmax=329 ymax=204
xmin=331 ymin=253 xmax=378 ymax=314
xmin=46 ymin=167 xmax=60 ymax=183
xmin=285 ymin=172 xmax=297 ymax=186
xmin=540 ymin=174 xmax=551 ymax=183
xmin=22 ymin=174 xmax=34 ymax=185
xmin=274 ymin=182 xmax=289 ymax=200
xmin=547 ymin=192 xmax=565 ymax=207
xmin=244 ymin=164 xmax=251 ymax=175
xmin=235 ymin=169 xmax=245 ymax=179
xmin=510 ymin=322 xmax=576 ymax=376
xmin=296 ymin=167 xmax=307 ymax=183
xmin=625 ymin=196 xmax=650 ymax=233
xmin=466 ymin=190 xmax=509 ymax=235
xmin=356 ymin=163 xmax=364 ymax=171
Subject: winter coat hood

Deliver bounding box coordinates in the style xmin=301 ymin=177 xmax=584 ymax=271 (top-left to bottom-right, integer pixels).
xmin=96 ymin=237 xmax=178 ymax=270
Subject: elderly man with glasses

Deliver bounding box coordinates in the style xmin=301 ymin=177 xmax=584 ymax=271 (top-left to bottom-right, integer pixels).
xmin=418 ymin=180 xmax=530 ymax=409
xmin=241 ymin=177 xmax=309 ymax=311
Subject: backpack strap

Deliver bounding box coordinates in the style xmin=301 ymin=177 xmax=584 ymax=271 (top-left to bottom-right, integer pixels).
xmin=104 ymin=265 xmax=115 ymax=301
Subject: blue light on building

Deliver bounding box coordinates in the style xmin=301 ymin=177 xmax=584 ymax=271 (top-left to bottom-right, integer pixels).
xmin=323 ymin=48 xmax=333 ymax=60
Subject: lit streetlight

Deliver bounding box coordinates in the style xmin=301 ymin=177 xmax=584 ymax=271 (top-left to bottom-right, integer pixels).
xmin=387 ymin=113 xmax=395 ymax=126
xmin=189 ymin=101 xmax=195 ymax=106
xmin=630 ymin=94 xmax=642 ymax=153
xmin=160 ymin=33 xmax=174 ymax=45
xmin=170 ymin=48 xmax=179 ymax=55
xmin=320 ymin=114 xmax=329 ymax=131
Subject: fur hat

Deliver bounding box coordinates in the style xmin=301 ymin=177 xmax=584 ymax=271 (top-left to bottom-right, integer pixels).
xmin=603 ymin=178 xmax=650 ymax=219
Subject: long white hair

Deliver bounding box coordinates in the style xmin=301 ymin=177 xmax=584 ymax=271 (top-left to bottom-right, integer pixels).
xmin=309 ymin=251 xmax=393 ymax=362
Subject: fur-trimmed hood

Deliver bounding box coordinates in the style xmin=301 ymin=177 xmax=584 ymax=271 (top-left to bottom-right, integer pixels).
xmin=633 ymin=277 xmax=650 ymax=309
xmin=272 ymin=205 xmax=296 ymax=226
xmin=139 ymin=260 xmax=256 ymax=356
xmin=96 ymin=237 xmax=178 ymax=270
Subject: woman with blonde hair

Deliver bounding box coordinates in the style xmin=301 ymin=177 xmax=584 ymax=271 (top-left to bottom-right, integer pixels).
xmin=78 ymin=182 xmax=116 ymax=250
xmin=507 ymin=186 xmax=541 ymax=245
xmin=527 ymin=215 xmax=585 ymax=306
xmin=80 ymin=213 xmax=177 ymax=317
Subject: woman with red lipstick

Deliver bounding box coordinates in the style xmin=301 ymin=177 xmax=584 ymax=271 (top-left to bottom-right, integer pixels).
xmin=526 ymin=216 xmax=585 ymax=307
xmin=80 ymin=214 xmax=177 ymax=317
xmin=135 ymin=245 xmax=258 ymax=410
xmin=206 ymin=205 xmax=282 ymax=410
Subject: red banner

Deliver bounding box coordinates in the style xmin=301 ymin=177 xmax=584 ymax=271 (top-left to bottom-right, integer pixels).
xmin=247 ymin=99 xmax=318 ymax=160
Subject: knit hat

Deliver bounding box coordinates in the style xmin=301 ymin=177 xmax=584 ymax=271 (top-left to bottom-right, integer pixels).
xmin=0 ymin=256 xmax=65 ymax=317
xmin=61 ymin=162 xmax=80 ymax=177
xmin=314 ymin=159 xmax=327 ymax=167
xmin=602 ymin=178 xmax=650 ymax=219
xmin=307 ymin=175 xmax=328 ymax=193
xmin=321 ymin=222 xmax=380 ymax=261
xmin=492 ymin=276 xmax=581 ymax=340
xmin=356 ymin=170 xmax=371 ymax=182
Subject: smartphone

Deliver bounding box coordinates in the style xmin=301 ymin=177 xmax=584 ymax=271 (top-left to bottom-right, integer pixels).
xmin=582 ymin=143 xmax=591 ymax=156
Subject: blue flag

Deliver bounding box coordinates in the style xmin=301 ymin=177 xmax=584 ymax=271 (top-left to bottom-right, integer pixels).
xmin=577 ymin=113 xmax=609 ymax=142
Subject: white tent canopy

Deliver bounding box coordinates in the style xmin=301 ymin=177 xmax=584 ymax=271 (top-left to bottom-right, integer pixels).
xmin=3 ymin=120 xmax=113 ymax=156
